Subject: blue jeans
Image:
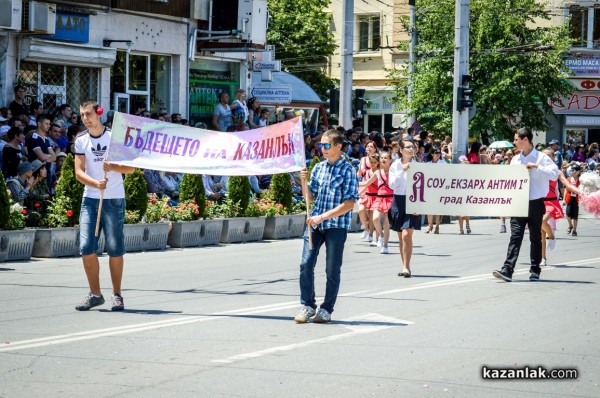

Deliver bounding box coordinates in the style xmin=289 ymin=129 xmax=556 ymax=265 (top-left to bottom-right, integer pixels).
xmin=80 ymin=197 xmax=126 ymax=257
xmin=299 ymin=227 xmax=347 ymax=314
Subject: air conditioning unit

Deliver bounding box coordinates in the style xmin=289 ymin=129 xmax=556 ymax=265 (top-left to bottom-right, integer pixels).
xmin=26 ymin=1 xmax=56 ymax=34
xmin=0 ymin=0 xmax=23 ymax=31
xmin=211 ymin=0 xmax=267 ymax=45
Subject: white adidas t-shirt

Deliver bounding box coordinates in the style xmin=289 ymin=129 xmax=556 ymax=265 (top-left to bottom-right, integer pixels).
xmin=74 ymin=128 xmax=125 ymax=199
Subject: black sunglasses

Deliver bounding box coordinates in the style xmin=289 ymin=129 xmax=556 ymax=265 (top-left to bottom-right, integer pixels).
xmin=318 ymin=143 xmax=333 ymax=150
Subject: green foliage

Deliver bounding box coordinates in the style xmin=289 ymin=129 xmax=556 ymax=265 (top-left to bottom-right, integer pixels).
xmin=266 ymin=0 xmax=338 ymax=98
xmin=145 ymin=195 xmax=167 ymax=223
xmin=308 ymin=156 xmax=321 ymax=179
xmin=48 ymin=154 xmax=82 ymax=227
xmin=388 ymin=0 xmax=574 ymax=139
xmin=123 ymin=169 xmax=148 ymax=223
xmin=162 ymin=200 xmax=201 ymax=221
xmin=46 ymin=196 xmax=77 ymax=228
xmin=269 ymin=173 xmax=293 ymax=211
xmin=0 ymin=171 xmax=10 ymax=230
xmin=245 ymin=196 xmax=287 ymax=217
xmin=179 ymin=174 xmax=206 ymax=219
xmin=227 ymin=176 xmax=251 ymax=217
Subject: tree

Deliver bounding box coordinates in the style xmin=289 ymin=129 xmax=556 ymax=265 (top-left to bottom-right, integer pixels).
xmin=0 ymin=171 xmax=10 ymax=230
xmin=47 ymin=154 xmax=84 ymax=227
xmin=267 ymin=0 xmax=338 ymax=98
xmin=227 ymin=176 xmax=251 ymax=217
xmin=388 ymin=0 xmax=574 ymax=139
xmin=123 ymin=169 xmax=148 ymax=223
xmin=270 ymin=173 xmax=293 ymax=211
xmin=179 ymin=174 xmax=206 ymax=219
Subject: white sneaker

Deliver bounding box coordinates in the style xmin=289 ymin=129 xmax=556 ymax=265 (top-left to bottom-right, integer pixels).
xmin=381 ymin=247 xmax=389 ymax=254
xmin=376 ymin=237 xmax=383 ymax=248
xmin=547 ymin=238 xmax=556 ymax=251
xmin=540 ymin=259 xmax=547 ymax=266
xmin=294 ymin=306 xmax=316 ymax=323
xmin=360 ymin=230 xmax=369 ymax=239
xmin=370 ymin=238 xmax=378 ymax=246
xmin=367 ymin=235 xmax=374 ymax=242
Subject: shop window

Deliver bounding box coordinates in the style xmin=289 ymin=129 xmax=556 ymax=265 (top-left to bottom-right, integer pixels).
xmin=357 ymin=14 xmax=381 ymax=53
xmin=110 ymin=52 xmax=171 ymax=113
xmin=16 ymin=61 xmax=98 ymax=116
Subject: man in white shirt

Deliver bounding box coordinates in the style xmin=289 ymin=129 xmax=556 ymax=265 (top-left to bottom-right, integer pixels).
xmin=74 ymin=100 xmax=135 ymax=311
xmin=493 ymin=128 xmax=559 ymax=282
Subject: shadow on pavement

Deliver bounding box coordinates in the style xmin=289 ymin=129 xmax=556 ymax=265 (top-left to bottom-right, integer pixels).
xmin=98 ymin=309 xmax=184 ymax=315
xmin=0 ymin=268 xmax=15 ymax=271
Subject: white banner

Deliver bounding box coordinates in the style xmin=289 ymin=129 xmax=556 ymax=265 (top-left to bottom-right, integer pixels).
xmin=108 ymin=113 xmax=305 ymax=176
xmin=406 ymin=163 xmax=530 ymax=217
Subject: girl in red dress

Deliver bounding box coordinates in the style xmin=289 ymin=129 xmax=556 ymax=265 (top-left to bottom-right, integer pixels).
xmin=360 ymin=150 xmax=393 ymax=254
xmin=357 ymin=141 xmax=379 ymax=241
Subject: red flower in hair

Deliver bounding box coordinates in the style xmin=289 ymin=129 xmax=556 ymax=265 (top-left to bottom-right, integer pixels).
xmin=66 ymin=210 xmax=74 ymax=217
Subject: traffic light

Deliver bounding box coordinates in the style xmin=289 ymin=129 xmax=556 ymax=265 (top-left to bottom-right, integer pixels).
xmin=326 ymin=88 xmax=339 ymax=115
xmin=456 ymin=75 xmax=474 ymax=112
xmin=354 ymin=88 xmax=366 ymax=118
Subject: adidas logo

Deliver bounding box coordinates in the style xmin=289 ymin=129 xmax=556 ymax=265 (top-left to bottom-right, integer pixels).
xmin=91 ymin=143 xmax=107 ymax=157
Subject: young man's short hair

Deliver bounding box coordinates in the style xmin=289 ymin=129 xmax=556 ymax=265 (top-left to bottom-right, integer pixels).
xmin=323 ymin=129 xmax=345 ymax=146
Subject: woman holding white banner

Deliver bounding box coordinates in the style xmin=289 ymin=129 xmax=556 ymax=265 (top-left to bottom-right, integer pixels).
xmin=424 ymin=146 xmax=445 ymax=234
xmin=388 ymin=138 xmax=421 ymax=278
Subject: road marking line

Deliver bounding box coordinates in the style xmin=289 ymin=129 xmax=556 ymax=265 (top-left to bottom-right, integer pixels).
xmin=0 ymin=290 xmax=370 ymax=353
xmin=1 ymin=257 xmax=596 ymax=353
xmin=372 ymin=257 xmax=600 ymax=296
xmin=212 ymin=313 xmax=413 ymax=364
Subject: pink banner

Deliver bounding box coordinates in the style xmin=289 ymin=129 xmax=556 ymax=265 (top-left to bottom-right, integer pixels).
xmin=108 ymin=113 xmax=306 ymax=176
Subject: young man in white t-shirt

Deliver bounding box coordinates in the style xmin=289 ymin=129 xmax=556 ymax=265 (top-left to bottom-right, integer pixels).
xmin=74 ymin=100 xmax=135 ymax=311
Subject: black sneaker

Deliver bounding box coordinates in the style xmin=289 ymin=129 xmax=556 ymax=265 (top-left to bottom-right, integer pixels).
xmin=529 ymin=272 xmax=540 ymax=281
xmin=493 ymin=269 xmax=512 ymax=282
xmin=571 ymin=231 xmax=577 ymax=237
xmin=76 ymin=294 xmax=105 ymax=311
xmin=111 ymin=294 xmax=125 ymax=311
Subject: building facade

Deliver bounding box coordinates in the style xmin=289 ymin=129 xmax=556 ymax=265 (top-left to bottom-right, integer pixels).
xmin=326 ymin=0 xmax=409 ymax=132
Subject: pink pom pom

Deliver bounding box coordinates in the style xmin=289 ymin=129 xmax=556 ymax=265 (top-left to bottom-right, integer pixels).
xmin=580 ymin=191 xmax=600 ymax=218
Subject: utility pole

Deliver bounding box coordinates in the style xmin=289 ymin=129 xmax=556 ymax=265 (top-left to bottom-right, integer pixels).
xmin=339 ymin=0 xmax=354 ymax=129
xmin=451 ymin=0 xmax=470 ymax=163
xmin=407 ymin=0 xmax=417 ymax=128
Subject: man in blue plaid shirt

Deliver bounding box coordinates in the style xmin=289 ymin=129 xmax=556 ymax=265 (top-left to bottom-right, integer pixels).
xmin=295 ymin=129 xmax=359 ymax=324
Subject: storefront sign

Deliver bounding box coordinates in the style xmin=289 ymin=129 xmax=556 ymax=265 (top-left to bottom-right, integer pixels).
xmin=565 ymin=54 xmax=600 ymax=76
xmin=252 ymin=61 xmax=281 ymax=71
xmin=109 ymin=113 xmax=305 ymax=175
xmin=250 ymin=85 xmax=292 ymax=104
xmin=406 ymin=163 xmax=530 ymax=217
xmin=550 ymin=92 xmax=600 ymax=115
xmin=565 ymin=115 xmax=600 ymax=126
xmin=41 ymin=11 xmax=89 ymax=43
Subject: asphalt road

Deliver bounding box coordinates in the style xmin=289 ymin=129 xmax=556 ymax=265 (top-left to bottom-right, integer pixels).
xmin=1 ymin=214 xmax=599 ymax=398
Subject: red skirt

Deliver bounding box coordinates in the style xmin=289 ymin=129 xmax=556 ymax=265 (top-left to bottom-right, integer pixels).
xmin=373 ymin=195 xmax=393 ymax=213
xmin=544 ymin=199 xmax=564 ymax=220
xmin=360 ymin=193 xmax=378 ymax=210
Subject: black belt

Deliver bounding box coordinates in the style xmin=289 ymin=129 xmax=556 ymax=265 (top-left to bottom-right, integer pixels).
xmin=545 ymin=197 xmax=557 ymax=201
xmin=366 ymin=193 xmax=377 ymax=196
xmin=378 ymin=194 xmax=394 ymax=198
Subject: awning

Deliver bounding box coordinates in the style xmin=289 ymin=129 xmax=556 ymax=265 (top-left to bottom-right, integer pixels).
xmin=20 ymin=38 xmax=117 ymax=68
xmin=251 ymin=71 xmax=322 ymax=104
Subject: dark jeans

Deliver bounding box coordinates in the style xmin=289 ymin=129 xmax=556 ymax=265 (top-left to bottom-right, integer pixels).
xmin=503 ymin=198 xmax=545 ymax=275
xmin=299 ymin=227 xmax=347 ymax=314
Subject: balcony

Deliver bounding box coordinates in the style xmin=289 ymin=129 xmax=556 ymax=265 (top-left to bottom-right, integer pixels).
xmin=57 ymin=0 xmax=190 ymax=18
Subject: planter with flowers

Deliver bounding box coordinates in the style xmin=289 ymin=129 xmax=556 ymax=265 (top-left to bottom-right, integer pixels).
xmin=261 ymin=173 xmax=307 ymax=240
xmin=0 ymin=173 xmax=36 ymax=262
xmin=121 ymin=171 xmax=169 ymax=253
xmin=30 ymin=155 xmax=104 ymax=258
xmin=165 ymin=174 xmax=223 ymax=248
xmin=216 ymin=176 xmax=266 ymax=244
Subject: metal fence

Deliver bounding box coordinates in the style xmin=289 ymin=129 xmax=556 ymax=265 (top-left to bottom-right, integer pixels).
xmin=16 ymin=62 xmax=99 ymax=117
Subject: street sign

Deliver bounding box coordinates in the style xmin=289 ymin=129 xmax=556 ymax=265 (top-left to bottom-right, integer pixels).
xmin=250 ymin=84 xmax=293 ymax=104
xmin=252 ymin=60 xmax=281 ymax=71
